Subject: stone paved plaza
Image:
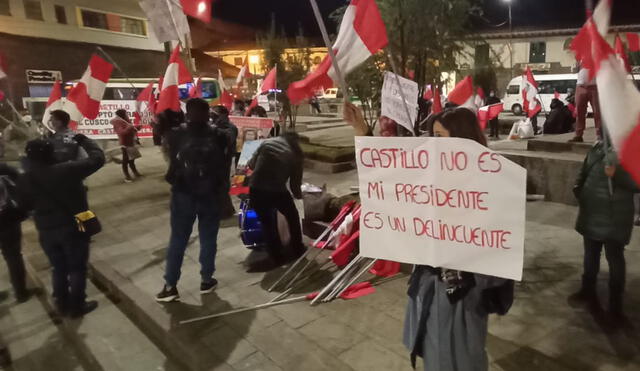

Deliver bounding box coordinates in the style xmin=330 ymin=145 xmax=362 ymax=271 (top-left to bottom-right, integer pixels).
xmin=3 ymin=143 xmax=640 ymax=371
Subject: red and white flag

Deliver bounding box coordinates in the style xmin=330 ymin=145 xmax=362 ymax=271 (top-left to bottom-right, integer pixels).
xmin=218 ymin=69 xmax=227 ymax=91
xmin=220 ymin=90 xmax=234 ymax=110
xmin=447 ymin=76 xmax=474 ymax=107
xmin=235 ymin=59 xmax=252 ymax=87
xmin=157 ymin=45 xmax=193 ymax=113
xmin=615 ymin=35 xmax=632 ymax=73
xmin=432 ymin=86 xmax=443 ymax=114
xmin=64 ymin=54 xmax=113 ymax=128
xmin=0 ymin=53 xmax=6 ymax=80
xmin=244 ymin=98 xmax=258 ymax=116
xmin=180 ymin=0 xmax=211 ymax=23
xmin=572 ymin=7 xmax=640 ymax=184
xmin=42 ymin=80 xmax=63 ymax=130
xmin=570 ymin=0 xmax=612 ymax=79
xmin=521 ymin=67 xmax=541 ymax=118
xmin=189 ymin=77 xmax=202 ymax=98
xmin=260 ymin=66 xmax=277 ymax=94
xmin=422 ymin=85 xmax=433 ymax=101
xmin=477 ymin=102 xmax=504 ymax=130
xmin=474 ymin=87 xmax=485 ymax=108
xmin=627 ymin=33 xmax=640 ymax=52
xmin=287 ymin=0 xmax=388 ymax=104
xmin=134 ymin=80 xmax=157 ymax=126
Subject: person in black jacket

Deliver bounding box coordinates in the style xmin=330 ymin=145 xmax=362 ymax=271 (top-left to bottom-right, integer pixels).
xmin=211 ymin=105 xmax=238 ymax=219
xmin=247 ymin=132 xmax=305 ymax=271
xmin=0 ymin=163 xmax=31 ymax=303
xmin=485 ymin=91 xmax=501 ymax=139
xmin=543 ymin=99 xmax=574 ymax=135
xmin=20 ymin=135 xmax=105 ymax=318
xmin=156 ymin=99 xmax=228 ymax=303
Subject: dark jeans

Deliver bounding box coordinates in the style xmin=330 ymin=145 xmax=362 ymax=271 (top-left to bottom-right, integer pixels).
xmin=121 ymin=147 xmax=140 ymax=180
xmin=39 ymin=226 xmax=90 ymax=312
xmin=165 ymin=191 xmax=220 ymax=287
xmin=0 ymin=223 xmax=27 ymax=298
xmin=582 ymin=237 xmax=626 ymax=295
xmin=250 ymin=188 xmax=303 ymax=260
xmin=489 ymin=118 xmax=499 ymax=138
xmin=531 ymin=114 xmax=539 ymax=134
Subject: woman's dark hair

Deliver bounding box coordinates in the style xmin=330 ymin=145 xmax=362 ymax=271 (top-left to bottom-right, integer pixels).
xmin=115 ymin=109 xmax=128 ymax=120
xmin=249 ymin=106 xmax=268 ymax=118
xmin=281 ymin=131 xmax=303 ymax=157
xmin=431 ymin=107 xmax=487 ymax=146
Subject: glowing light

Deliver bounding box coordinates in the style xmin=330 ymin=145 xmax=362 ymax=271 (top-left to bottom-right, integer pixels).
xmin=197 ymin=1 xmax=206 ymax=14
xmin=249 ymin=55 xmax=260 ymax=64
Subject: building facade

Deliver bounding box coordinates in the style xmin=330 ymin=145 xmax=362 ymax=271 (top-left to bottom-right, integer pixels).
xmin=458 ymin=25 xmax=640 ymax=94
xmin=0 ymin=0 xmax=167 ymax=108
xmin=207 ymin=46 xmax=328 ymax=76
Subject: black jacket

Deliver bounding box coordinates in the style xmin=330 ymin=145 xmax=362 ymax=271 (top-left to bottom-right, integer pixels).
xmin=248 ymin=137 xmax=303 ymax=198
xmin=20 ymin=135 xmax=105 ymax=230
xmin=165 ymin=123 xmax=228 ymax=195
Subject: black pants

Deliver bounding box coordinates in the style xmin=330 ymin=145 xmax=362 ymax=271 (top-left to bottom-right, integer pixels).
xmin=39 ymin=226 xmax=90 ymax=313
xmin=121 ymin=147 xmax=140 ymax=180
xmin=582 ymin=237 xmax=626 ymax=297
xmin=489 ymin=118 xmax=499 ymax=138
xmin=250 ymin=188 xmax=303 ymax=261
xmin=531 ymin=114 xmax=539 ymax=134
xmin=0 ymin=223 xmax=27 ymax=298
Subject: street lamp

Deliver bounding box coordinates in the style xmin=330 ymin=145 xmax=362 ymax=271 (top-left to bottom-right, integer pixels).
xmin=504 ymin=0 xmax=514 ymax=77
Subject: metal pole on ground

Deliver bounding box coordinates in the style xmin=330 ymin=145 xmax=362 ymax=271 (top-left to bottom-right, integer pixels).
xmin=310 ymin=255 xmax=363 ymax=305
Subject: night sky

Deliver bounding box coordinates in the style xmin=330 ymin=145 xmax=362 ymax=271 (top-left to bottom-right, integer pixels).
xmin=213 ymin=0 xmax=639 ymax=37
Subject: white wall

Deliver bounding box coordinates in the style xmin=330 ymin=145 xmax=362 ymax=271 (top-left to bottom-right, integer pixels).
xmin=0 ymin=0 xmax=163 ymax=51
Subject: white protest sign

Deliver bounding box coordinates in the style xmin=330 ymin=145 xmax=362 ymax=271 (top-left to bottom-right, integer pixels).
xmin=355 ymin=136 xmax=526 ymax=280
xmin=381 ymin=72 xmax=419 ymax=133
xmin=139 ymin=0 xmax=189 ymax=44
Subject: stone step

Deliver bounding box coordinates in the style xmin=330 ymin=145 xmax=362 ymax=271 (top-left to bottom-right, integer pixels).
xmin=20 ymin=230 xmax=185 ymax=371
xmin=527 ymin=139 xmax=592 ymax=155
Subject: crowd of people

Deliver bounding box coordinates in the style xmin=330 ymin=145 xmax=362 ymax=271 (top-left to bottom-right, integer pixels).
xmin=0 ymin=86 xmax=637 ymax=370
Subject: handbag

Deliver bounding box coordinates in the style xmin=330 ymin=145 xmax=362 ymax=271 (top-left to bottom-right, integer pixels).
xmin=29 ymin=175 xmax=102 ymax=236
xmin=125 ymin=146 xmax=142 ymax=160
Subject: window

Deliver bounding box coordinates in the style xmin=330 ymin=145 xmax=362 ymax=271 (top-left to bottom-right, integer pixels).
xmin=80 ymin=8 xmax=147 ymax=36
xmin=234 ymin=57 xmax=243 ymax=66
xmin=529 ymin=42 xmax=546 ymax=63
xmin=24 ymin=0 xmax=43 ymax=21
xmin=102 ymin=87 xmax=140 ymax=100
xmin=54 ymin=5 xmax=66 ymax=24
xmin=506 ymin=85 xmax=520 ymax=95
xmin=474 ymin=44 xmax=490 ymax=67
xmin=0 ymin=0 xmax=10 ymax=16
xmin=538 ymin=80 xmax=577 ymax=94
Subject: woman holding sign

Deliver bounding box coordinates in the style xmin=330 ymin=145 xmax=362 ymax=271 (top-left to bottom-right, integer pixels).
xmin=402 ymin=108 xmax=514 ymax=371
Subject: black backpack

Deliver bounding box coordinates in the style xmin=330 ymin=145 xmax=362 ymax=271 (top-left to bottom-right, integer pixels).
xmin=175 ymin=133 xmax=224 ymax=195
xmin=0 ymin=175 xmax=28 ymax=224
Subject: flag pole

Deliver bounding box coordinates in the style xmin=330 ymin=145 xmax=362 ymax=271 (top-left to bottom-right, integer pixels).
xmin=386 ymin=52 xmax=417 ymax=136
xmin=308 ymin=0 xmax=349 ymax=97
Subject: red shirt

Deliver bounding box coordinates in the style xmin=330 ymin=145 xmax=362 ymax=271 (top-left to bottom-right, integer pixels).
xmin=111 ymin=117 xmax=136 ymax=147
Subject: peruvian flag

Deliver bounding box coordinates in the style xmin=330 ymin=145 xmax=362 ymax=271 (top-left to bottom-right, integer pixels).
xmin=521 ymin=67 xmax=541 ymax=118
xmin=65 ymin=54 xmax=113 ymax=128
xmin=474 ymin=87 xmax=485 ymax=108
xmin=477 ymin=103 xmax=504 ymax=130
xmin=572 ymin=5 xmax=640 ymax=184
xmin=180 ymin=0 xmax=211 ymax=23
xmin=0 ymin=53 xmax=6 ymax=79
xmin=157 ymin=45 xmax=193 ymax=113
xmin=432 ymin=86 xmax=443 ymax=114
xmin=615 ymin=35 xmax=632 ymax=73
xmin=260 ymin=66 xmax=277 ymax=94
xmin=235 ymin=59 xmax=252 ymax=87
xmin=134 ymin=81 xmax=157 ymax=126
xmin=220 ymin=90 xmax=234 ymax=110
xmin=422 ymin=85 xmax=433 ymax=101
xmin=627 ymin=33 xmax=640 ymax=52
xmin=570 ymin=0 xmax=612 ymax=79
xmin=447 ymin=76 xmax=474 ymax=107
xmin=218 ymin=69 xmax=227 ymax=91
xmin=42 ymin=80 xmax=63 ymax=131
xmin=287 ymin=0 xmax=388 ymax=104
xmin=245 ymin=98 xmax=258 ymax=116
xmin=189 ymin=77 xmax=202 ymax=98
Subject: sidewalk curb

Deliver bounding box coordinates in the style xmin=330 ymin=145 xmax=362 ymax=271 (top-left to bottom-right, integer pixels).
xmin=88 ymin=260 xmax=223 ymax=371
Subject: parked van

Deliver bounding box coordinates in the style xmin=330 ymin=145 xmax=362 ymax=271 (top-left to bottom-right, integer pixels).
xmin=24 ymin=78 xmax=221 ymax=139
xmin=503 ymin=73 xmax=640 ymax=115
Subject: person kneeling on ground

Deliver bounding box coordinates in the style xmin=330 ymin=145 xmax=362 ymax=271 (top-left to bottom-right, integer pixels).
xmin=156 ymin=98 xmax=228 ymax=303
xmin=569 ymin=138 xmax=639 ymax=327
xmin=543 ymin=98 xmax=574 ymax=135
xmin=247 ymin=132 xmax=306 ymax=272
xmin=21 ymin=132 xmax=105 ymax=318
